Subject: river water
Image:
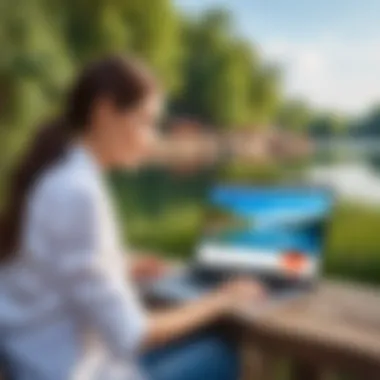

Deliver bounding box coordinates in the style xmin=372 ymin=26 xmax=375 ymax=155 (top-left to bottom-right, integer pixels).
xmin=308 ymin=162 xmax=380 ymax=206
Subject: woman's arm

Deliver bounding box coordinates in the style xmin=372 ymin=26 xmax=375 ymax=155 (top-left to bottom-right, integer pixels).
xmin=144 ymin=293 xmax=224 ymax=348
xmin=143 ymin=279 xmax=263 ymax=349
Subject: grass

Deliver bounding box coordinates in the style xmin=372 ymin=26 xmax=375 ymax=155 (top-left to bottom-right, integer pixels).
xmin=123 ymin=203 xmax=204 ymax=257
xmin=324 ymin=202 xmax=380 ymax=284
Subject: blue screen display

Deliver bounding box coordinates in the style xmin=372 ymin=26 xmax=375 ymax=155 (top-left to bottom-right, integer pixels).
xmin=198 ymin=186 xmax=333 ymax=276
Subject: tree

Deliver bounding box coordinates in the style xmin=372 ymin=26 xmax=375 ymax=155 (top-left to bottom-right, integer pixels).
xmin=173 ymin=9 xmax=282 ymax=129
xmin=308 ymin=114 xmax=347 ymax=138
xmin=250 ymin=64 xmax=282 ymax=126
xmin=0 ymin=0 xmax=73 ymax=181
xmin=59 ymin=0 xmax=182 ymax=92
xmin=277 ymin=100 xmax=313 ymax=132
xmin=358 ymin=104 xmax=380 ymax=137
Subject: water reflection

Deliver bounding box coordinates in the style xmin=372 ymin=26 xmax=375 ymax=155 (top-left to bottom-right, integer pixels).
xmin=310 ymin=138 xmax=380 ymax=205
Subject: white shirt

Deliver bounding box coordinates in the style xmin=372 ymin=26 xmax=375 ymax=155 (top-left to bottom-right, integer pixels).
xmin=0 ymin=145 xmax=148 ymax=380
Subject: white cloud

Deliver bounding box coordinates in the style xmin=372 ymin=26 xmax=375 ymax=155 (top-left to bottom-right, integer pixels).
xmin=260 ymin=38 xmax=380 ymax=114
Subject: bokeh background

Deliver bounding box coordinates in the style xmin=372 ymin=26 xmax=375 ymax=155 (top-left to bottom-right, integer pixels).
xmin=2 ymin=0 xmax=380 ymax=284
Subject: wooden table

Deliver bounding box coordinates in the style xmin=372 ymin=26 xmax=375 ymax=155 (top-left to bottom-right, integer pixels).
xmin=234 ymin=280 xmax=380 ymax=380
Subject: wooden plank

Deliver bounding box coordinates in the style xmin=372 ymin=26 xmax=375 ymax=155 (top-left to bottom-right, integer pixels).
xmin=240 ymin=342 xmax=277 ymax=380
xmin=231 ymin=280 xmax=380 ymax=379
xmin=234 ymin=281 xmax=380 ymax=361
xmin=240 ymin=341 xmax=257 ymax=380
xmin=290 ymin=361 xmax=328 ymax=380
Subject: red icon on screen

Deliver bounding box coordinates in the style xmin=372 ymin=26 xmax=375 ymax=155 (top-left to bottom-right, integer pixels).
xmin=281 ymin=251 xmax=308 ymax=274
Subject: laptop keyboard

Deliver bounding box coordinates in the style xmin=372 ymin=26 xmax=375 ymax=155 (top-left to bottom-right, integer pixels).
xmin=188 ymin=269 xmax=231 ymax=291
xmin=189 ymin=268 xmax=302 ymax=295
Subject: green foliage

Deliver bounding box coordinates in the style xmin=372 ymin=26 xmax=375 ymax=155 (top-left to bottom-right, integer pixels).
xmin=308 ymin=113 xmax=347 ymax=137
xmin=325 ymin=203 xmax=380 ymax=284
xmin=220 ymin=161 xmax=285 ymax=184
xmin=172 ymin=9 xmax=281 ymax=127
xmin=59 ymin=0 xmax=183 ymax=90
xmin=0 ymin=0 xmax=74 ymax=185
xmin=278 ymin=101 xmax=348 ymax=136
xmin=277 ymin=99 xmax=312 ymax=131
xmin=353 ymin=103 xmax=380 ymax=137
xmin=123 ymin=204 xmax=203 ymax=257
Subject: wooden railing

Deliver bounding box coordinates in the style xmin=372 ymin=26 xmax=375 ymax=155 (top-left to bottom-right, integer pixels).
xmin=236 ymin=280 xmax=380 ymax=380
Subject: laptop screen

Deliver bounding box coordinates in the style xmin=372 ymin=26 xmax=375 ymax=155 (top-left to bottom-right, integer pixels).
xmin=197 ymin=185 xmax=333 ymax=278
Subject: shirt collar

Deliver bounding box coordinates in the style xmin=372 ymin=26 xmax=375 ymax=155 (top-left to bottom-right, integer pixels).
xmin=69 ymin=142 xmax=104 ymax=181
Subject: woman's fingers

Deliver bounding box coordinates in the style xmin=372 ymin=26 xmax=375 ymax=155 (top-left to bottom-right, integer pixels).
xmin=217 ymin=277 xmax=267 ymax=311
xmin=132 ymin=255 xmax=169 ymax=281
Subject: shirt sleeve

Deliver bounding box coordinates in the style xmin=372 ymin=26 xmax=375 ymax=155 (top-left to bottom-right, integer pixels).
xmin=27 ymin=180 xmax=148 ymax=359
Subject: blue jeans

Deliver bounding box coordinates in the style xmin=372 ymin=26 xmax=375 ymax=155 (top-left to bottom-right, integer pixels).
xmin=1 ymin=335 xmax=239 ymax=380
xmin=141 ymin=334 xmax=240 ymax=380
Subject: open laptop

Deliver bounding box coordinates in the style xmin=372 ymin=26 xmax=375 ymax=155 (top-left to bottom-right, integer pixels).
xmin=142 ymin=184 xmax=333 ymax=307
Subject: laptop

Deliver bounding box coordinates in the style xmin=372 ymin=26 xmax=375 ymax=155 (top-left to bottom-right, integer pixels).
xmin=141 ymin=184 xmax=333 ymax=308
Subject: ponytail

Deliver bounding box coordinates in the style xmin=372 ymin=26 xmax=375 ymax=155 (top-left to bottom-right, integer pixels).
xmin=0 ymin=118 xmax=70 ymax=261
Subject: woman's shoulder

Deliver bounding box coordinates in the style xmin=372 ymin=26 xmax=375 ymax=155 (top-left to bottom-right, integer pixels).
xmin=30 ymin=156 xmax=98 ymax=214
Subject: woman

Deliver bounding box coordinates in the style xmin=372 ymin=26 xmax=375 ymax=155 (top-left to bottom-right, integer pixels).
xmin=0 ymin=56 xmax=261 ymax=380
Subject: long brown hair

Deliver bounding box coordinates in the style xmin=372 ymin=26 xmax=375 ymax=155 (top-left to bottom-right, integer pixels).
xmin=0 ymin=56 xmax=156 ymax=262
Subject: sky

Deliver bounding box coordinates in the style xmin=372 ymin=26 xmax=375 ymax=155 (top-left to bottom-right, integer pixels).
xmin=175 ymin=0 xmax=380 ymax=115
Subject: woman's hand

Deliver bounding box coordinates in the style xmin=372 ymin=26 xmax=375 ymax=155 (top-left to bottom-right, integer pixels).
xmin=130 ymin=254 xmax=169 ymax=281
xmin=214 ymin=277 xmax=266 ymax=312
